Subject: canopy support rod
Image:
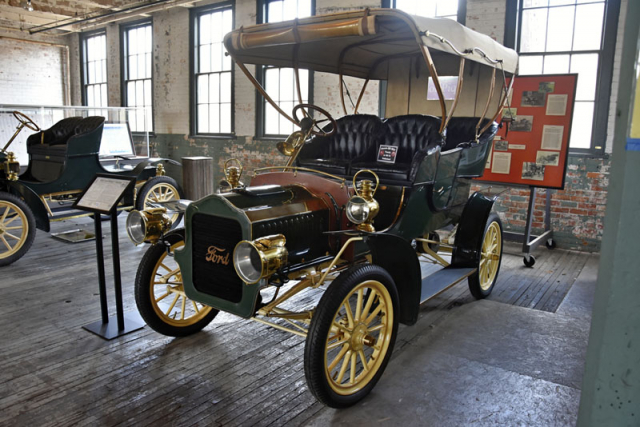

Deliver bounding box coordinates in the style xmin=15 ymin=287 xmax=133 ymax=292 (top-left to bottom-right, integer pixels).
xmin=475 ymin=67 xmax=496 ymax=140
xmin=442 ymin=57 xmax=465 ymax=131
xmin=339 ymin=74 xmax=349 ymax=116
xmin=235 ymin=60 xmax=297 ymax=126
xmin=353 ymin=78 xmax=370 ymax=114
xmin=479 ymin=70 xmax=515 ymax=136
xmin=420 ymin=44 xmax=447 ymax=133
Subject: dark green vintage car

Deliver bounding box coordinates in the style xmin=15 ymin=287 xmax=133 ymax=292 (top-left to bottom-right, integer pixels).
xmin=128 ymin=9 xmax=517 ymax=408
xmin=0 ymin=111 xmax=183 ymax=266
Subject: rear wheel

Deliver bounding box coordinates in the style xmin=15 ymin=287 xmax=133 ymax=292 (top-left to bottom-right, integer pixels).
xmin=0 ymin=192 xmax=36 ymax=267
xmin=135 ymin=229 xmax=218 ymax=336
xmin=468 ymin=213 xmax=503 ymax=299
xmin=304 ymin=264 xmax=399 ymax=408
xmin=136 ymin=176 xmax=182 ymax=226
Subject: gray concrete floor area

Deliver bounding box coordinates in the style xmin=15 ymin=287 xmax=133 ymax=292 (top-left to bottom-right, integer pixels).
xmin=0 ymin=216 xmax=598 ymax=426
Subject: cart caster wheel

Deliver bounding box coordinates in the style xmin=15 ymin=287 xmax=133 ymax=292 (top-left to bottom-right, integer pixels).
xmin=545 ymin=239 xmax=556 ymax=250
xmin=523 ymin=255 xmax=536 ymax=268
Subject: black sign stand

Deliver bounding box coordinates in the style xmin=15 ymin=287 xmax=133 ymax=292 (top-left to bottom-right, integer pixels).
xmin=73 ymin=174 xmax=145 ymax=340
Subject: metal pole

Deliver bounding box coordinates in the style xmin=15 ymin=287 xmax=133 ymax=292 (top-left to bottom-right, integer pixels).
xmin=110 ymin=212 xmax=125 ymax=330
xmin=522 ymin=186 xmax=536 ymax=254
xmin=545 ymin=189 xmax=552 ymax=231
xmin=94 ymin=216 xmax=109 ymax=324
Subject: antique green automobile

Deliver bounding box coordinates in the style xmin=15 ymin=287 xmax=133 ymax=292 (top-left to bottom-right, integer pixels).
xmin=0 ymin=111 xmax=183 ymax=266
xmin=129 ymin=9 xmax=517 ymax=407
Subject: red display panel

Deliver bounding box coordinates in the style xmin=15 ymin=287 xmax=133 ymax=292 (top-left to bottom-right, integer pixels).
xmin=476 ymin=74 xmax=577 ymax=189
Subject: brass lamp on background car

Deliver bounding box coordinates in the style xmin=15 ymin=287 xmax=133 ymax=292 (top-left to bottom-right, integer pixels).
xmin=346 ymin=170 xmax=380 ymax=232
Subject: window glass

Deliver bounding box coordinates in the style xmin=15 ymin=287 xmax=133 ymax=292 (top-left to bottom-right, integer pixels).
xmin=518 ymin=0 xmax=607 ymax=149
xmin=394 ymin=0 xmax=459 ymax=20
xmin=124 ymin=24 xmax=153 ymax=132
xmin=82 ymin=33 xmax=108 ymax=108
xmin=262 ymin=0 xmax=312 ymax=136
xmin=195 ymin=7 xmax=233 ymax=134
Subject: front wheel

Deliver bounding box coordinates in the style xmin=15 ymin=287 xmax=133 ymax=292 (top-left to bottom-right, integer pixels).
xmin=136 ymin=176 xmax=183 ymax=227
xmin=134 ymin=229 xmax=218 ymax=336
xmin=304 ymin=264 xmax=399 ymax=408
xmin=0 ymin=192 xmax=36 ymax=267
xmin=468 ymin=213 xmax=503 ymax=299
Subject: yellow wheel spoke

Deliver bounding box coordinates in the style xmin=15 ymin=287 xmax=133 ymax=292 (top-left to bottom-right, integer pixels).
xmin=192 ymin=300 xmax=200 ymax=313
xmin=165 ymin=294 xmax=180 ymax=316
xmin=3 ymin=215 xmax=18 ymax=226
xmin=364 ymin=304 xmax=383 ymax=326
xmin=155 ymin=291 xmax=170 ymax=303
xmin=328 ymin=345 xmax=349 ymax=372
xmin=4 ymin=232 xmax=19 ymax=240
xmin=355 ymin=288 xmax=364 ymax=321
xmin=4 ymin=226 xmax=22 ymax=230
xmin=1 ymin=235 xmax=13 ymax=251
xmin=327 ymin=339 xmax=349 ymax=351
xmin=180 ymin=296 xmax=186 ymax=320
xmin=332 ymin=321 xmax=351 ymax=335
xmin=336 ymin=350 xmax=351 ymax=383
xmin=344 ymin=301 xmax=355 ymax=329
xmin=358 ymin=350 xmax=369 ymax=373
xmin=361 ymin=290 xmax=377 ymax=324
xmin=367 ymin=323 xmax=384 ymax=333
xmin=0 ymin=206 xmax=9 ymax=222
xmin=349 ymin=352 xmax=356 ymax=384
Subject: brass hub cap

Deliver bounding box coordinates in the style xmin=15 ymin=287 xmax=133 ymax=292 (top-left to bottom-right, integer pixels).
xmin=150 ymin=241 xmax=213 ymax=326
xmin=0 ymin=201 xmax=28 ymax=259
xmin=324 ymin=280 xmax=394 ymax=395
xmin=479 ymin=221 xmax=502 ymax=291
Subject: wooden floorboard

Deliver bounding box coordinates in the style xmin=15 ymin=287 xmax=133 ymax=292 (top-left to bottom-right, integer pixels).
xmin=0 ymin=216 xmax=592 ymax=425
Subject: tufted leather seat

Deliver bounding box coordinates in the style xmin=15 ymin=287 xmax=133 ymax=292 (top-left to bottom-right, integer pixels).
xmin=351 ymin=115 xmax=443 ymax=182
xmin=26 ymin=117 xmax=83 ymax=153
xmin=296 ymin=114 xmax=383 ymax=175
xmin=442 ymin=117 xmax=498 ymax=151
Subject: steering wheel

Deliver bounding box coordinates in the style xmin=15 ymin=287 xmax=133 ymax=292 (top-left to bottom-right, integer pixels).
xmin=292 ymin=104 xmax=337 ymax=137
xmin=13 ymin=111 xmax=40 ymax=132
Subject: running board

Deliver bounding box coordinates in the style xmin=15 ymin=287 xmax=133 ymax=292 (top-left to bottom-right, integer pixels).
xmin=420 ymin=267 xmax=476 ymax=304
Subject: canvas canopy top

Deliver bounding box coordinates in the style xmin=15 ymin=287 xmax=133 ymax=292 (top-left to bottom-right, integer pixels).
xmin=223 ymin=8 xmax=518 ymax=80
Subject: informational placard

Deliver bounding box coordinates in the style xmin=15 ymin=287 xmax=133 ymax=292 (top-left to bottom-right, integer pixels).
xmin=476 ymin=74 xmax=577 ymax=189
xmin=377 ymin=145 xmax=398 ymax=163
xmin=73 ymin=174 xmax=136 ymax=214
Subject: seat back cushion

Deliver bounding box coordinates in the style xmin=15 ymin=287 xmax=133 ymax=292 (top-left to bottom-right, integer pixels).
xmin=299 ymin=114 xmax=383 ymax=162
xmin=442 ymin=117 xmax=498 ymax=151
xmin=74 ymin=116 xmax=106 ymax=136
xmin=382 ymin=115 xmax=443 ymax=163
xmin=26 ymin=116 xmax=83 ymax=148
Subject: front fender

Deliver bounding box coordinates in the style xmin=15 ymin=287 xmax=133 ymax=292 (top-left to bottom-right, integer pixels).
xmin=6 ymin=181 xmax=50 ymax=232
xmin=451 ymin=191 xmax=496 ymax=268
xmin=365 ymin=234 xmax=421 ymax=326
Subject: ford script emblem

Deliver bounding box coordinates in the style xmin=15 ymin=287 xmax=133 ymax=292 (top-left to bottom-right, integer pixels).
xmin=206 ymin=246 xmax=230 ymax=265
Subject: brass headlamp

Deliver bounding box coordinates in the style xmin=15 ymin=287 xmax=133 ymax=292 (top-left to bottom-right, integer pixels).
xmin=219 ymin=158 xmax=244 ymax=192
xmin=126 ymin=208 xmax=172 ymax=245
xmin=346 ymin=169 xmax=380 ymax=233
xmin=233 ymin=234 xmax=288 ymax=284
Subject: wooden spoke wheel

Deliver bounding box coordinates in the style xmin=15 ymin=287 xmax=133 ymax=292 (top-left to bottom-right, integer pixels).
xmin=305 ymin=265 xmax=399 ymax=408
xmin=0 ymin=192 xmax=36 ymax=267
xmin=135 ymin=230 xmax=218 ymax=336
xmin=468 ymin=213 xmax=503 ymax=299
xmin=136 ymin=176 xmax=183 ymax=226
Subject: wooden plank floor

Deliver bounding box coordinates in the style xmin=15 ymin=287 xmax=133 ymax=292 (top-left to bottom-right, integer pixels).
xmin=0 ymin=216 xmax=592 ymax=426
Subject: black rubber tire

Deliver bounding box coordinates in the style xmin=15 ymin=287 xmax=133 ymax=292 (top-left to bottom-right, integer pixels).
xmin=545 ymin=239 xmax=557 ymax=250
xmin=468 ymin=213 xmax=503 ymax=299
xmin=135 ymin=176 xmax=183 ymax=227
xmin=523 ymin=255 xmax=536 ymax=268
xmin=304 ymin=264 xmax=399 ymax=408
xmin=0 ymin=192 xmax=36 ymax=267
xmin=134 ymin=229 xmax=218 ymax=336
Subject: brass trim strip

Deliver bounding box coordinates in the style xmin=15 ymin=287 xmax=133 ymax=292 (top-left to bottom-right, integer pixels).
xmin=253 ymin=166 xmax=346 ymax=187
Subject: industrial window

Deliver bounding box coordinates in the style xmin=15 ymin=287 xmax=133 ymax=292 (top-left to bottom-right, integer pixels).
xmin=81 ymin=31 xmax=108 ymax=108
xmin=508 ymin=0 xmax=620 ymax=153
xmin=192 ymin=4 xmax=234 ymax=135
xmin=122 ymin=21 xmax=153 ymax=133
xmin=258 ymin=0 xmax=313 ymax=137
xmin=383 ymin=0 xmax=466 ymax=24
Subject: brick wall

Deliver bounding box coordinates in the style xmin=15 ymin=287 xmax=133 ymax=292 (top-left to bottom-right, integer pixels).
xmin=0 ymin=32 xmax=69 ymax=106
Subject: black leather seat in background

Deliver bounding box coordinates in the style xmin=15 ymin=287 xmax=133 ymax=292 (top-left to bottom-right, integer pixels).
xmin=26 ymin=117 xmax=83 ymax=154
xmin=442 ymin=117 xmax=498 ymax=151
xmin=296 ymin=114 xmax=383 ymax=175
xmin=351 ymin=114 xmax=443 ymax=182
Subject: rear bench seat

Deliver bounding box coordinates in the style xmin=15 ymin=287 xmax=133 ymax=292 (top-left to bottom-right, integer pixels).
xmin=441 ymin=117 xmax=498 ymax=151
xmin=296 ymin=114 xmax=382 ymax=175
